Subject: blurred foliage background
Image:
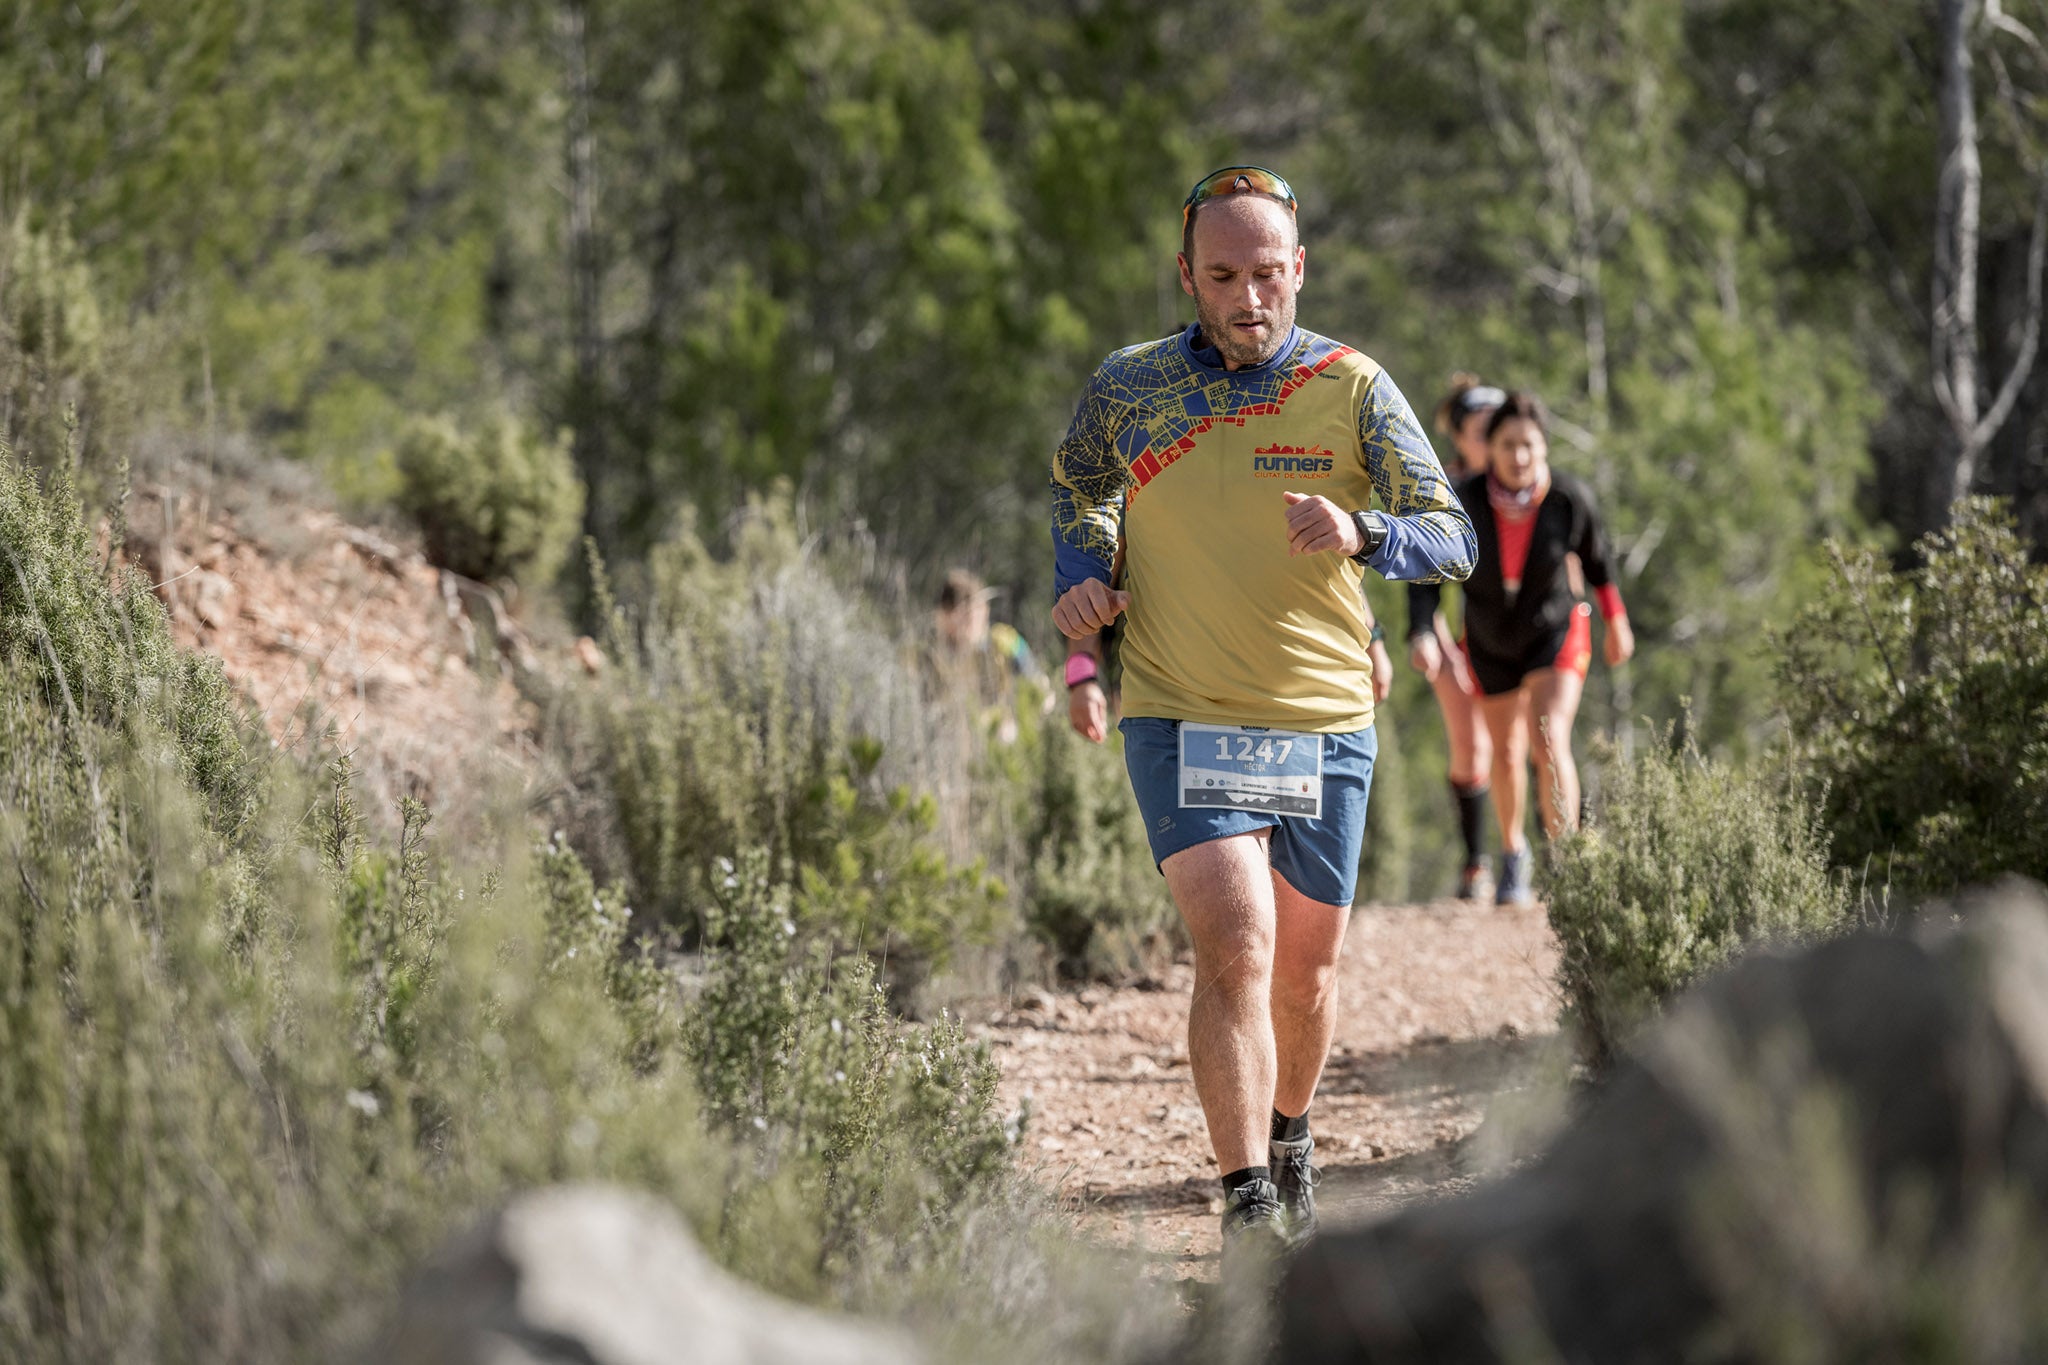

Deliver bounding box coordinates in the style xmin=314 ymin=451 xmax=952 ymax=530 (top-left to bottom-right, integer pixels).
xmin=3 ymin=0 xmax=2045 ymax=988
xmin=11 ymin=0 xmax=2047 ymax=896
xmin=5 ymin=2 xmax=2048 ymax=1358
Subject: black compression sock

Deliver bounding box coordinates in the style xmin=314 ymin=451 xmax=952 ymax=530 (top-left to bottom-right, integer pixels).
xmin=1270 ymin=1109 xmax=1309 ymax=1143
xmin=1221 ymin=1165 xmax=1272 ymax=1194
xmin=1453 ymin=781 xmax=1491 ymax=867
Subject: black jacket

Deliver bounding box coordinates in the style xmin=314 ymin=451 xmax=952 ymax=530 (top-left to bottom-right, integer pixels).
xmin=1409 ymin=469 xmax=1615 ymax=663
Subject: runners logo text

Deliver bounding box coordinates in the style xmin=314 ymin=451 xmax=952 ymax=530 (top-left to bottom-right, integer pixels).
xmin=1252 ymin=445 xmax=1336 ymax=478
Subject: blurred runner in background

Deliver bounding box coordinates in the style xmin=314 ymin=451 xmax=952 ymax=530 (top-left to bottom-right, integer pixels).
xmin=1446 ymin=392 xmax=1633 ymax=907
xmin=1406 ymin=375 xmax=1504 ymax=900
xmin=935 ymin=567 xmax=1044 ymax=744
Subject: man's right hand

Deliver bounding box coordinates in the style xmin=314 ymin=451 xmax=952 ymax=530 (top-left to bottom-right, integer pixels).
xmin=1052 ymin=579 xmax=1130 ymax=639
xmin=1408 ymin=632 xmax=1443 ymax=681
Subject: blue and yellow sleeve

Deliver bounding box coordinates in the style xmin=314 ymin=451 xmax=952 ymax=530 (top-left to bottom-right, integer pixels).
xmin=1356 ymin=372 xmax=1477 ymax=585
xmin=1050 ymin=368 xmax=1132 ymax=596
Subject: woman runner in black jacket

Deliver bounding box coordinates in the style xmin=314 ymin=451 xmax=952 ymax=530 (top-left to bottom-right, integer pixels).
xmin=1456 ymin=392 xmax=1633 ymax=905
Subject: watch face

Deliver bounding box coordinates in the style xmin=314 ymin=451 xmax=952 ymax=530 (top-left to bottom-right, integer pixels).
xmin=1352 ymin=510 xmax=1383 ymax=554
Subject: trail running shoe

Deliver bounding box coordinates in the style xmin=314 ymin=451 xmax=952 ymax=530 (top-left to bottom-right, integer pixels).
xmin=1456 ymin=861 xmax=1494 ymax=901
xmin=1496 ymin=845 xmax=1535 ymax=907
xmin=1220 ymin=1176 xmax=1287 ymax=1247
xmin=1269 ymin=1134 xmax=1321 ymax=1246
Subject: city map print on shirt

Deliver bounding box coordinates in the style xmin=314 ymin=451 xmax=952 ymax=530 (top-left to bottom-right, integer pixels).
xmin=1051 ymin=326 xmax=1470 ymax=592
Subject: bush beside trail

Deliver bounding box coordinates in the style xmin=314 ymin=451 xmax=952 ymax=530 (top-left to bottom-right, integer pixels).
xmin=1544 ymin=498 xmax=2048 ymax=1068
xmin=0 ymin=451 xmax=256 ymax=839
xmin=0 ymin=213 xmax=139 ymax=494
xmin=392 ymin=410 xmax=584 ymax=590
xmin=1544 ymin=737 xmax=1850 ymax=1067
xmin=1775 ymin=499 xmax=2048 ymax=902
xmin=541 ymin=490 xmax=1178 ymax=988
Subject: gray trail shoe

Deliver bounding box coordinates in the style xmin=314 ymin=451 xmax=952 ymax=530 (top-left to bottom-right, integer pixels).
xmin=1220 ymin=1176 xmax=1286 ymax=1245
xmin=1496 ymin=845 xmax=1536 ymax=907
xmin=1269 ymin=1134 xmax=1321 ymax=1245
xmin=1219 ymin=1176 xmax=1288 ymax=1284
xmin=1457 ymin=860 xmax=1495 ymax=901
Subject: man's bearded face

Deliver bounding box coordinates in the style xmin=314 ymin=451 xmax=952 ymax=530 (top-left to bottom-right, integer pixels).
xmin=1179 ymin=197 xmax=1302 ymax=370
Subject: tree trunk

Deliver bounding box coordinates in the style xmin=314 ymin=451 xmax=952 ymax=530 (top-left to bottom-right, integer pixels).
xmin=1934 ymin=0 xmax=1985 ymax=512
xmin=560 ymin=0 xmax=607 ymax=559
xmin=1932 ymin=0 xmax=2048 ymax=524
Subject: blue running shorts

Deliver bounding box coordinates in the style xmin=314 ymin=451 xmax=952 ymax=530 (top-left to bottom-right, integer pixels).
xmin=1119 ymin=717 xmax=1377 ymax=907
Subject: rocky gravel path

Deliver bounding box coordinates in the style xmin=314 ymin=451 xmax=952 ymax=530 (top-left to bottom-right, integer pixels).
xmin=978 ymin=898 xmax=1563 ymax=1275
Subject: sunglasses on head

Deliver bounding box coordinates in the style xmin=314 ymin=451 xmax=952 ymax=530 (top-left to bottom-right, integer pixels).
xmin=1182 ymin=165 xmax=1298 ymax=227
xmin=1451 ymin=385 xmax=1507 ymax=420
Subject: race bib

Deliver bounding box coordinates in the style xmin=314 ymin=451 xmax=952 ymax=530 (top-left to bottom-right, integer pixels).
xmin=1179 ymin=723 xmax=1323 ymax=820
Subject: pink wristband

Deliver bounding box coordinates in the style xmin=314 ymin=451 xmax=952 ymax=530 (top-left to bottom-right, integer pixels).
xmin=1064 ymin=654 xmax=1100 ymax=687
xmin=1595 ymin=583 xmax=1626 ymax=622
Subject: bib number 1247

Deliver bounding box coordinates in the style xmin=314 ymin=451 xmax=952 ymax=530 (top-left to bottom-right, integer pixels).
xmin=1178 ymin=722 xmax=1323 ymax=820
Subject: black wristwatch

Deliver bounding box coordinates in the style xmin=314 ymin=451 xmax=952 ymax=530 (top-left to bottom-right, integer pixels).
xmin=1349 ymin=510 xmax=1388 ymax=564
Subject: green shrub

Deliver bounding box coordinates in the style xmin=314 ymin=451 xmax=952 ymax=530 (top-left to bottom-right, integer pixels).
xmin=0 ymin=211 xmax=135 ymax=490
xmin=1774 ymin=498 xmax=2048 ymax=900
xmin=547 ymin=489 xmax=1188 ymax=984
xmin=1545 ymin=736 xmax=1849 ymax=1067
xmin=555 ymin=493 xmax=1007 ymax=976
xmin=689 ymin=849 xmax=1009 ymax=1296
xmin=791 ymin=761 xmax=1008 ymax=984
xmin=0 ymin=690 xmax=736 ymax=1361
xmin=0 ymin=448 xmax=257 ymax=839
xmin=392 ymin=410 xmax=583 ymax=588
xmin=1016 ymin=717 xmax=1180 ymax=978
xmin=535 ymin=827 xmax=678 ymax=1071
xmin=0 ymin=466 xmax=716 ymax=1356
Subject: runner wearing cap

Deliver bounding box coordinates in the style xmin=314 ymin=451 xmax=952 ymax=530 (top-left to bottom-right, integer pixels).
xmin=1049 ymin=164 xmax=1474 ymax=1254
xmin=1407 ymin=375 xmax=1505 ymax=900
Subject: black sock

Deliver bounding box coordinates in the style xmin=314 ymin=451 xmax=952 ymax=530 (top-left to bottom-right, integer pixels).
xmin=1270 ymin=1109 xmax=1309 ymax=1143
xmin=1453 ymin=781 xmax=1490 ymax=867
xmin=1221 ymin=1165 xmax=1272 ymax=1194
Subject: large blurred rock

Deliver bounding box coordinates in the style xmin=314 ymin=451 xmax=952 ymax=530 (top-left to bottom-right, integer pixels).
xmin=380 ymin=1184 xmax=920 ymax=1365
xmin=1279 ymin=878 xmax=2048 ymax=1363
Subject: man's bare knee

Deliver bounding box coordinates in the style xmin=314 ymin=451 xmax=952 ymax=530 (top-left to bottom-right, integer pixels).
xmin=1272 ymin=957 xmax=1337 ymax=1016
xmin=1193 ymin=919 xmax=1275 ymax=988
xmin=1161 ymin=834 xmax=1277 ymax=996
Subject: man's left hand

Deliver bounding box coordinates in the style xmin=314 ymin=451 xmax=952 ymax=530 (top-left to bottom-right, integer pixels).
xmin=1283 ymin=491 xmax=1362 ymax=557
xmin=1368 ymin=638 xmax=1394 ymax=703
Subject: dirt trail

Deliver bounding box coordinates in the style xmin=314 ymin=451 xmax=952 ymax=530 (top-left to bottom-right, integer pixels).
xmin=977 ymin=899 xmax=1562 ymax=1274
